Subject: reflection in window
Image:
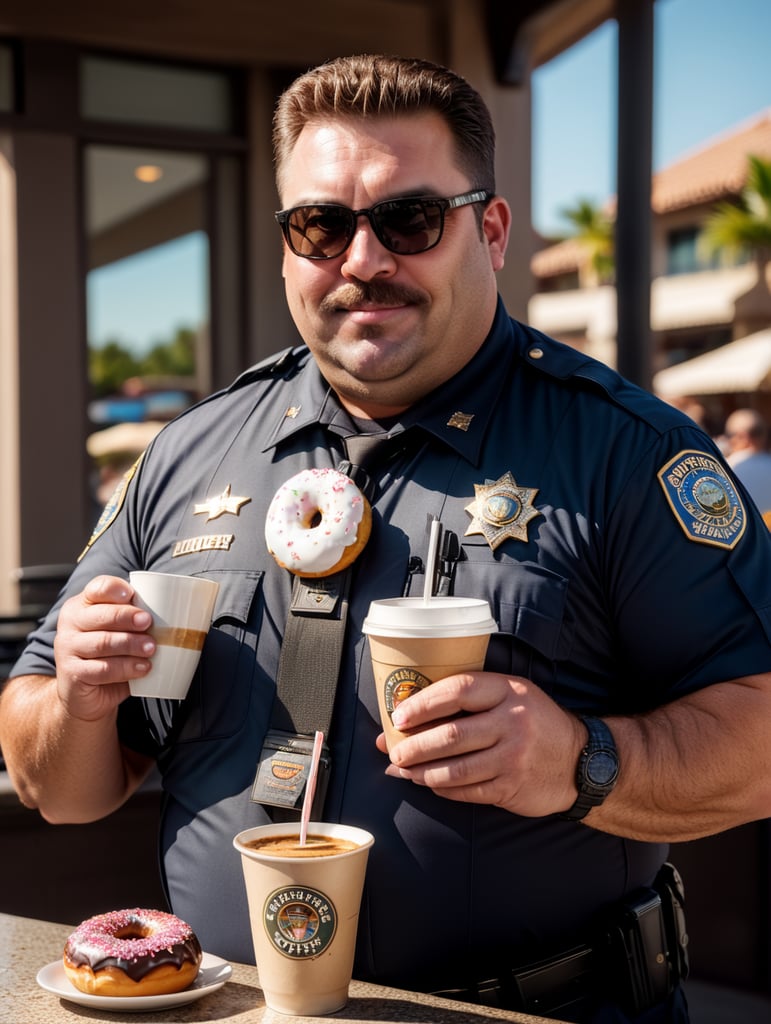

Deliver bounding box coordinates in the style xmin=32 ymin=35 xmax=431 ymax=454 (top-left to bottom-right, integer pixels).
xmin=87 ymin=232 xmax=209 ymax=415
xmin=84 ymin=145 xmax=210 ymax=508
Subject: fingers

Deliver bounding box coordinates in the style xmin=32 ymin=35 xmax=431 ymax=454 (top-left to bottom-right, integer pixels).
xmin=385 ymin=674 xmax=526 ymax=807
xmin=390 ymin=672 xmax=525 ymax=732
xmin=79 ymin=575 xmax=153 ymax=632
xmin=53 ymin=576 xmax=157 ymax=718
xmin=383 ymin=672 xmax=581 ymax=817
xmin=388 ymin=710 xmax=522 ymax=802
xmin=60 ymin=576 xmax=152 ymax=648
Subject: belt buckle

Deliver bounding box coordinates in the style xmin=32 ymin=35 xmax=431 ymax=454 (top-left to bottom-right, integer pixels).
xmin=512 ymin=945 xmax=594 ymax=1015
xmin=474 ymin=977 xmax=503 ymax=1008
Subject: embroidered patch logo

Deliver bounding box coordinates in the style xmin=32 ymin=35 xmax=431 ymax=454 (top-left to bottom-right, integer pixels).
xmin=465 ymin=471 xmax=541 ymax=549
xmin=78 ymin=455 xmax=143 ymax=561
xmin=657 ymin=450 xmax=746 ymax=549
xmin=383 ymin=668 xmax=432 ymax=720
xmin=264 ymin=887 xmax=337 ymax=959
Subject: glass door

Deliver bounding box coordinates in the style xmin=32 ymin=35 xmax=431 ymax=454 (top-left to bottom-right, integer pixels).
xmin=83 ymin=144 xmax=210 ymax=506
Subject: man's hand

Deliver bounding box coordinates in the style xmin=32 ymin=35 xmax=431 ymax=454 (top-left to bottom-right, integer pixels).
xmin=53 ymin=574 xmax=156 ymax=722
xmin=377 ymin=671 xmax=585 ymax=817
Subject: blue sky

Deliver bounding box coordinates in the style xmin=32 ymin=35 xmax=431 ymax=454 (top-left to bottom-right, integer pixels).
xmin=90 ymin=0 xmax=771 ymax=353
xmin=532 ymin=0 xmax=771 ymax=235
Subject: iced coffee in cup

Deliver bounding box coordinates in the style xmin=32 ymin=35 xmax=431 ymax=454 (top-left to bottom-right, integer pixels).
xmin=128 ymin=570 xmax=219 ymax=699
xmin=362 ymin=596 xmax=498 ymax=751
xmin=233 ymin=821 xmax=374 ymax=1015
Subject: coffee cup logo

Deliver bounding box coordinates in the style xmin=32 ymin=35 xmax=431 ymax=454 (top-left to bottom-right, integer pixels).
xmin=263 ymin=886 xmax=337 ymax=958
xmin=383 ymin=667 xmax=432 ymax=719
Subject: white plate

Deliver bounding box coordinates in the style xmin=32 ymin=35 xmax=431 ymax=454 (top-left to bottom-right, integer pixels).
xmin=36 ymin=951 xmax=232 ymax=1012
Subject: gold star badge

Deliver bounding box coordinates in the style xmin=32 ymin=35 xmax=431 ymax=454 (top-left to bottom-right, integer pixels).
xmin=194 ymin=484 xmax=251 ymax=522
xmin=465 ymin=472 xmax=541 ymax=549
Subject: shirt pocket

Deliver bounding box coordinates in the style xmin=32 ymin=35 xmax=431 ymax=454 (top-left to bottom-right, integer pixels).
xmin=174 ymin=568 xmax=267 ymax=742
xmin=455 ymin=552 xmax=572 ymax=694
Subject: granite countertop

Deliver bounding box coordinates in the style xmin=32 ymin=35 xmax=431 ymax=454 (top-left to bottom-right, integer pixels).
xmin=0 ymin=912 xmax=562 ymax=1024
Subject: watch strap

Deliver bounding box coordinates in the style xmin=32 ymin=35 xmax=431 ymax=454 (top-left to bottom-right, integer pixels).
xmin=561 ymin=715 xmax=619 ymax=822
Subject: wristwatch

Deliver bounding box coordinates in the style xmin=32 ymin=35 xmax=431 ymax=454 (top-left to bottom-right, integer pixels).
xmin=561 ymin=715 xmax=619 ymax=821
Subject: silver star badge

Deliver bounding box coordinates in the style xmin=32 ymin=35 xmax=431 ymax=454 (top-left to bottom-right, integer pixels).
xmin=465 ymin=471 xmax=541 ymax=549
xmin=194 ymin=484 xmax=251 ymax=522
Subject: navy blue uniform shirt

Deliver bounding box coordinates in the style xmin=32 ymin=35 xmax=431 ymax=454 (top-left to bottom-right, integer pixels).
xmin=13 ymin=299 xmax=771 ymax=992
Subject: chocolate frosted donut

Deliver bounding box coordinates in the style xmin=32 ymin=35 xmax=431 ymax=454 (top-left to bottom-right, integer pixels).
xmin=63 ymin=908 xmax=202 ymax=997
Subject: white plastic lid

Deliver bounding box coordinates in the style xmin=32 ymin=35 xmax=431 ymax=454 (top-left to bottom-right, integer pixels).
xmin=362 ymin=597 xmax=498 ymax=638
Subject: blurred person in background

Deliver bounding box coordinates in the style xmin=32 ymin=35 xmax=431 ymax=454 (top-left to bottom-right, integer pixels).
xmin=86 ymin=422 xmax=165 ymax=509
xmin=725 ymin=408 xmax=771 ymax=516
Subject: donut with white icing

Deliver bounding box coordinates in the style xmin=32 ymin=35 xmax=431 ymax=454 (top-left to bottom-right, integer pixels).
xmin=265 ymin=468 xmax=371 ymax=577
xmin=63 ymin=908 xmax=202 ymax=997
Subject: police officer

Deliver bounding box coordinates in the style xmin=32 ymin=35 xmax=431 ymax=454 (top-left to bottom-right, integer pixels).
xmin=3 ymin=55 xmax=771 ymax=1024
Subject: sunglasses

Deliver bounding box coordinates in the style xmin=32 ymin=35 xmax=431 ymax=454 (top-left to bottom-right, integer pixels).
xmin=275 ymin=189 xmax=492 ymax=260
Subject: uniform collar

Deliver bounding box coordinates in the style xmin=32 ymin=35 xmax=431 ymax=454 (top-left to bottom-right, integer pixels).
xmin=262 ymin=298 xmax=516 ymax=467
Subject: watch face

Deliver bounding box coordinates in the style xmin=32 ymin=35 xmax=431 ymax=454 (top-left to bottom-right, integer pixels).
xmin=586 ymin=749 xmax=618 ymax=787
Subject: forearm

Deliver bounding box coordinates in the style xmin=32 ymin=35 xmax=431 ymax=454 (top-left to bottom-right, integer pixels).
xmin=0 ymin=674 xmax=149 ymax=823
xmin=588 ymin=675 xmax=771 ymax=842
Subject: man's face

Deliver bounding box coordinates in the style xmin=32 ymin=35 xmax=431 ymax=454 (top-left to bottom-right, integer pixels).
xmin=278 ymin=112 xmax=510 ymax=418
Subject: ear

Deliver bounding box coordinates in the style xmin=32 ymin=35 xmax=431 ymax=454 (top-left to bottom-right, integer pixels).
xmin=482 ymin=195 xmax=511 ymax=271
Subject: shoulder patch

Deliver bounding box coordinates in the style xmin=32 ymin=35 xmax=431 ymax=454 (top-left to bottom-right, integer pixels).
xmin=657 ymin=449 xmax=746 ymax=549
xmin=78 ymin=455 xmax=142 ymax=561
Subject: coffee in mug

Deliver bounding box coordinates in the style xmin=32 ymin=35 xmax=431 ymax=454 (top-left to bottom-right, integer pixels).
xmin=128 ymin=570 xmax=219 ymax=699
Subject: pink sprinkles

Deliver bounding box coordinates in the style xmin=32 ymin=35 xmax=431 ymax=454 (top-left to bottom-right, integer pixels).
xmin=65 ymin=908 xmax=195 ymax=965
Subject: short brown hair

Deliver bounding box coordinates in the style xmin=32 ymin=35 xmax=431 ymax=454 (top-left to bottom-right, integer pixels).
xmin=273 ymin=54 xmax=496 ymax=198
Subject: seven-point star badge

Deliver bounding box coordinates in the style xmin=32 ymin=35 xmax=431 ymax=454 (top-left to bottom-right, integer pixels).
xmin=465 ymin=471 xmax=541 ymax=549
xmin=194 ymin=484 xmax=251 ymax=522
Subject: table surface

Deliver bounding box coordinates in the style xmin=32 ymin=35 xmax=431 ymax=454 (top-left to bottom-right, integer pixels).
xmin=0 ymin=912 xmax=563 ymax=1024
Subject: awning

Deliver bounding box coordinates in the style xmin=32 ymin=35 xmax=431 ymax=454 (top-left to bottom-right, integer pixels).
xmin=652 ymin=329 xmax=771 ymax=397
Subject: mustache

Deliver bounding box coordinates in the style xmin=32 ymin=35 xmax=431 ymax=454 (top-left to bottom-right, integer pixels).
xmin=319 ymin=281 xmax=427 ymax=313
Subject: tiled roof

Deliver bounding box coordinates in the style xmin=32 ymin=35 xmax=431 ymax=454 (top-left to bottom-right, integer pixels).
xmin=532 ymin=109 xmax=771 ymax=278
xmin=530 ymin=236 xmax=586 ymax=276
xmin=653 ymin=109 xmax=771 ymax=213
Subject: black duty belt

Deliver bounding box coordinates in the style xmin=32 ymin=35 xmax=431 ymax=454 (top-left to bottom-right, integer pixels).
xmin=432 ymin=863 xmax=690 ymax=1021
xmin=433 ymin=943 xmax=595 ymax=1018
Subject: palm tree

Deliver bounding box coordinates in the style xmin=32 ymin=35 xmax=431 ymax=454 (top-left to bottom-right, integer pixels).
xmin=699 ymin=153 xmax=771 ymax=268
xmin=559 ymin=198 xmax=615 ymax=286
xmin=699 ymin=154 xmax=771 ymax=337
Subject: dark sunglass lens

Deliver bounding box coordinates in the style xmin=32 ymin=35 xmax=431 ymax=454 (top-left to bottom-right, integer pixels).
xmin=289 ymin=206 xmax=353 ymax=258
xmin=376 ymin=200 xmax=443 ymax=254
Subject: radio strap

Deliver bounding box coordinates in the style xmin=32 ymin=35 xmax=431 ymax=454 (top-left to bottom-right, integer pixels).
xmin=251 ymin=432 xmax=405 ymax=819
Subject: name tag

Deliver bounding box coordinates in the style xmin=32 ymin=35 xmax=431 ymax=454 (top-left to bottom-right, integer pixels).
xmin=251 ymin=730 xmax=330 ymax=817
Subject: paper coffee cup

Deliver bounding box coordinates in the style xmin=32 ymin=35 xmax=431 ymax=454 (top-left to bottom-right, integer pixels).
xmin=128 ymin=571 xmax=219 ymax=699
xmin=362 ymin=597 xmax=497 ymax=751
xmin=233 ymin=821 xmax=374 ymax=1015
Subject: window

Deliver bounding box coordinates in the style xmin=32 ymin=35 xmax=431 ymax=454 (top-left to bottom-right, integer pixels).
xmin=666 ymin=225 xmax=733 ymax=275
xmin=85 ymin=146 xmax=210 ymax=420
xmin=80 ymin=55 xmax=234 ymax=132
